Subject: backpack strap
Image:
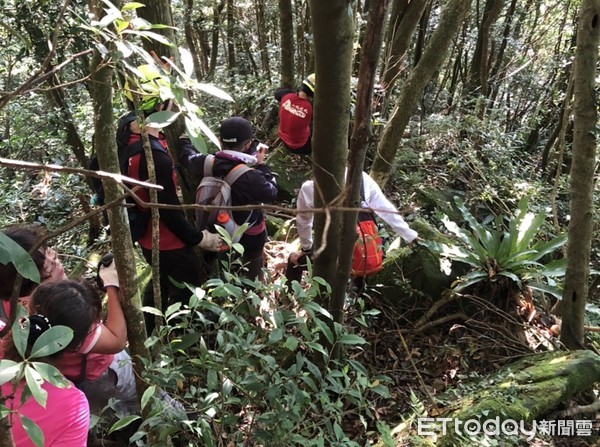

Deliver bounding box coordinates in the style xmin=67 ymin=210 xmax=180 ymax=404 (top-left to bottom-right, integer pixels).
xmin=203 ymin=154 xmax=216 ymax=178
xmin=224 ymin=163 xmax=253 ymax=187
xmin=357 ymin=178 xmax=375 ymax=222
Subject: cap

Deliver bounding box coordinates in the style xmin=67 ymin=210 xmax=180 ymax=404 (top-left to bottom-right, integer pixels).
xmin=302 ymin=74 xmax=315 ymax=94
xmin=219 ymin=117 xmax=254 ymax=144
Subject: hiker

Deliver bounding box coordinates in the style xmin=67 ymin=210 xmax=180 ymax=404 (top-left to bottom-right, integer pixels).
xmin=0 ymin=226 xmax=136 ymax=415
xmin=286 ymin=171 xmax=419 ymax=286
xmin=274 ymin=74 xmax=315 ymax=155
xmin=2 ymin=313 xmax=90 ymax=446
xmin=118 ymin=65 xmax=224 ymax=332
xmin=178 ymin=117 xmax=278 ymax=281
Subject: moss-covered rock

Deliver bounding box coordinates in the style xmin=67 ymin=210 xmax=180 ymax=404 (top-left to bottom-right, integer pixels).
xmin=370 ymin=218 xmax=459 ymax=305
xmin=431 ymin=350 xmax=600 ymax=446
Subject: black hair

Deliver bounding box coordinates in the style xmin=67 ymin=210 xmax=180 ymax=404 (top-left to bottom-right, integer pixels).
xmin=300 ymin=84 xmax=314 ymax=98
xmin=30 ymin=279 xmax=102 ymax=352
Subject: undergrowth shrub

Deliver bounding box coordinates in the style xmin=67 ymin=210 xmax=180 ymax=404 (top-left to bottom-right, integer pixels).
xmin=121 ymin=255 xmax=391 ymax=446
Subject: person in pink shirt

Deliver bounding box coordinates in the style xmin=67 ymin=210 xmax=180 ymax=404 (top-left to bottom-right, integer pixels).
xmin=2 ymin=313 xmax=90 ymax=447
xmin=0 ymin=226 xmax=138 ymax=415
xmin=29 ymin=266 xmax=139 ymax=415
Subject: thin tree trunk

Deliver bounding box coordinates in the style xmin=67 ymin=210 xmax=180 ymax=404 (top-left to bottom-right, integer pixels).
xmin=278 ymin=0 xmax=294 ymax=87
xmin=88 ymin=0 xmax=152 ymax=416
xmin=559 ymin=0 xmax=600 ymax=350
xmin=226 ymin=0 xmax=236 ymax=77
xmin=208 ymin=2 xmax=224 ymax=80
xmin=488 ymin=0 xmax=518 ymax=106
xmin=465 ymin=0 xmax=504 ymax=107
xmin=255 ymin=0 xmax=271 ymax=83
xmin=333 ymin=0 xmax=390 ymax=325
xmin=184 ymin=0 xmax=204 ymax=80
xmin=309 ymin=0 xmax=355 ymax=316
xmin=370 ymin=0 xmax=473 ymax=188
xmin=381 ymin=0 xmax=429 ymax=96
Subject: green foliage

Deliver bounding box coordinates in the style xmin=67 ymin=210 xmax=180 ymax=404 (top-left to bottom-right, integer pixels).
xmin=0 ymin=231 xmax=40 ymax=284
xmin=0 ymin=307 xmax=74 ymax=447
xmin=83 ymin=0 xmax=234 ymax=152
xmin=119 ymin=258 xmax=390 ymax=446
xmin=423 ymin=196 xmax=567 ymax=299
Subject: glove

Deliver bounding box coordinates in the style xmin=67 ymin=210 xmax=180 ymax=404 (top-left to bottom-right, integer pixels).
xmin=198 ymin=230 xmax=222 ymax=251
xmin=97 ymin=253 xmax=119 ymax=290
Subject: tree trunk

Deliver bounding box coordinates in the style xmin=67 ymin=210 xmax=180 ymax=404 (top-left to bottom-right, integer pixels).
xmin=255 ymin=0 xmax=271 ymax=83
xmin=488 ymin=0 xmax=518 ymax=106
xmin=334 ymin=0 xmax=390 ymax=324
xmin=184 ymin=0 xmax=204 ymax=80
xmin=298 ymin=0 xmax=314 ymax=75
xmin=226 ymin=0 xmax=236 ymax=77
xmin=559 ymin=0 xmax=600 ymax=350
xmin=88 ymin=0 xmax=152 ymax=415
xmin=208 ymin=2 xmax=224 ymax=80
xmin=134 ymin=0 xmax=179 ymax=64
xmin=370 ymin=0 xmax=473 ymax=188
xmin=413 ymin=2 xmax=432 ymax=67
xmin=309 ymin=0 xmax=355 ymax=315
xmin=464 ymin=0 xmax=504 ymax=116
xmin=278 ymin=0 xmax=295 ymax=88
xmin=380 ymin=0 xmax=429 ymax=97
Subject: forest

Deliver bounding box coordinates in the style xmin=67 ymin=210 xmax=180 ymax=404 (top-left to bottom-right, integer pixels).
xmin=0 ymin=0 xmax=599 ymax=446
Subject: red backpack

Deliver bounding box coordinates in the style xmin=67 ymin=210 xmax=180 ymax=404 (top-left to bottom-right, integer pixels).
xmin=350 ymin=184 xmax=383 ymax=277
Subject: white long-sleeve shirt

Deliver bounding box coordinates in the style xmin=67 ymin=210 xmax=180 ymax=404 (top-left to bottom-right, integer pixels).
xmin=296 ymin=171 xmax=418 ymax=250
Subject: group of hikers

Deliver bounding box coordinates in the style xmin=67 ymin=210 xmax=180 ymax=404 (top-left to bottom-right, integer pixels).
xmin=0 ymin=70 xmax=419 ymax=446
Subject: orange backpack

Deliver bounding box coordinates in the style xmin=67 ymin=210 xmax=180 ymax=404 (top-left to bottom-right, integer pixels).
xmin=350 ymin=184 xmax=383 ymax=277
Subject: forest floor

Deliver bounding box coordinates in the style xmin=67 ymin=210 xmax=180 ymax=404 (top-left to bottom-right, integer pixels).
xmin=264 ymin=241 xmax=600 ymax=447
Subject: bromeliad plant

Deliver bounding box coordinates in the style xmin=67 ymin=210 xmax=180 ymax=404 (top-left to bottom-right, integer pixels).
xmin=425 ymin=197 xmax=567 ymax=304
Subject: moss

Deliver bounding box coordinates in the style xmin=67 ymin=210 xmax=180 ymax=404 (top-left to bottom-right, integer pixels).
xmin=436 ymin=350 xmax=600 ymax=442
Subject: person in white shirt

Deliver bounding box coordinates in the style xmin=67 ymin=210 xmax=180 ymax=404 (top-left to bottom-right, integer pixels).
xmin=286 ymin=171 xmax=419 ymax=285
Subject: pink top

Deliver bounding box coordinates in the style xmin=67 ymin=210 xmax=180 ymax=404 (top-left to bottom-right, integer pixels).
xmin=2 ymin=379 xmax=89 ymax=446
xmin=53 ymin=322 xmax=114 ymax=381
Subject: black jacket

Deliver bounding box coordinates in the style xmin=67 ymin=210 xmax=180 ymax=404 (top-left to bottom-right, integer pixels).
xmin=177 ymin=138 xmax=278 ymax=228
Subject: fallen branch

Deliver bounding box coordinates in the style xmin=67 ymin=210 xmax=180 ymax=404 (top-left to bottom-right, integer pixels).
xmin=558 ymin=399 xmax=600 ymax=418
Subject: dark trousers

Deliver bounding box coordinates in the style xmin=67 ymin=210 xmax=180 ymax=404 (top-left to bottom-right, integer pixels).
xmin=141 ymin=245 xmax=203 ymax=334
xmin=283 ymin=139 xmax=311 ymax=155
xmin=285 ymin=253 xmax=311 ymax=284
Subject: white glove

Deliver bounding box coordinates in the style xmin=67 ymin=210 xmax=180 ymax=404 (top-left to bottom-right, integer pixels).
xmin=198 ymin=230 xmax=222 ymax=251
xmin=98 ymin=258 xmax=119 ymax=289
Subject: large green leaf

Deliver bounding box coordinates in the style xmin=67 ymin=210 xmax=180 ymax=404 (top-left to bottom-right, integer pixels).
xmin=24 ymin=366 xmax=47 ymax=407
xmin=537 ymin=258 xmax=567 ymax=277
xmin=453 ymin=270 xmax=488 ymax=291
xmin=0 ymin=359 xmax=22 ymax=385
xmin=0 ymin=232 xmax=40 ymax=284
xmin=454 ymin=197 xmax=493 ymax=251
xmin=29 ymin=325 xmax=73 ymax=359
xmin=531 ymin=234 xmax=568 ymax=262
xmin=31 ymin=362 xmax=69 ymax=388
xmin=496 ymin=271 xmax=522 ymax=288
xmin=12 ymin=311 xmax=29 ymax=359
xmin=515 ymin=210 xmax=546 ymax=252
xmin=527 ymin=282 xmax=564 ymax=299
xmin=19 ymin=414 xmax=44 ymax=447
xmin=107 ymin=415 xmax=142 ymax=434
